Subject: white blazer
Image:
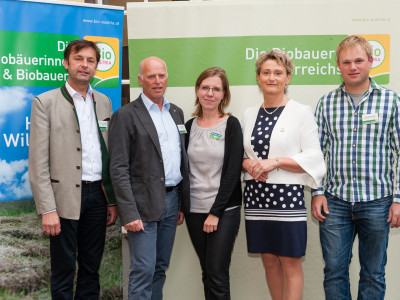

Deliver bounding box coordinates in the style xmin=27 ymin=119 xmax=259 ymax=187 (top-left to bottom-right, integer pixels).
xmin=242 ymin=99 xmax=326 ymax=189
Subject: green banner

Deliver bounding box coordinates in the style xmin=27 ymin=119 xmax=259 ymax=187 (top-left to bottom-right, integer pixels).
xmin=0 ymin=31 xmax=79 ymax=87
xmin=129 ymin=35 xmax=351 ymax=87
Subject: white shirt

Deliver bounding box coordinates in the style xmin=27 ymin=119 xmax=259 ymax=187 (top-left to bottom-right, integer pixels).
xmin=66 ymin=82 xmax=102 ymax=181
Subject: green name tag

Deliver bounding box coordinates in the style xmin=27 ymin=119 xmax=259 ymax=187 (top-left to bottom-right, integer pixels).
xmin=210 ymin=132 xmax=222 ymax=140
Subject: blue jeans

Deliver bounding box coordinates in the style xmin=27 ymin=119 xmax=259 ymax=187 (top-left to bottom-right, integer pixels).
xmin=127 ymin=187 xmax=179 ymax=300
xmin=319 ymin=193 xmax=391 ymax=300
xmin=185 ymin=207 xmax=241 ymax=300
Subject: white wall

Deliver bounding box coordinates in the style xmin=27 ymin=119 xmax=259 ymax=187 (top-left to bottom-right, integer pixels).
xmin=126 ymin=1 xmax=400 ymax=299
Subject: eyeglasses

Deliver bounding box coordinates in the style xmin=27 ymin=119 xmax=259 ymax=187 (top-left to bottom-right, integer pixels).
xmin=199 ymin=86 xmax=224 ymax=94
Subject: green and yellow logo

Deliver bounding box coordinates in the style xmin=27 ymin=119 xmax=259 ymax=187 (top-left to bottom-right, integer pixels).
xmin=84 ymin=36 xmax=120 ymax=88
xmin=359 ymin=34 xmax=390 ymax=84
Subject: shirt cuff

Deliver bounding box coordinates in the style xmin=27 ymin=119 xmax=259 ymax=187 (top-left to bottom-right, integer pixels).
xmin=311 ymin=187 xmax=325 ymax=197
xmin=42 ymin=209 xmax=56 ymax=215
xmin=393 ymin=191 xmax=400 ymax=203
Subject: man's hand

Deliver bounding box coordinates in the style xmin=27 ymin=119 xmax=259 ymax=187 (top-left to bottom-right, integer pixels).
xmin=203 ymin=214 xmax=219 ymax=233
xmin=106 ymin=205 xmax=118 ymax=226
xmin=42 ymin=211 xmax=61 ymax=236
xmin=311 ymin=195 xmax=329 ymax=222
xmin=124 ymin=219 xmax=144 ymax=232
xmin=387 ymin=203 xmax=400 ymax=228
xmin=177 ymin=211 xmax=184 ymax=225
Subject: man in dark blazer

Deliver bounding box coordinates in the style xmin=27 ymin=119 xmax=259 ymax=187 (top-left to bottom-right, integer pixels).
xmin=29 ymin=40 xmax=118 ymax=299
xmin=109 ymin=56 xmax=190 ymax=300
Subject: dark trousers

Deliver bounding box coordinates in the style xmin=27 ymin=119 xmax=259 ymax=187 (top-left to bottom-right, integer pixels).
xmin=49 ymin=181 xmax=107 ymax=300
xmin=185 ymin=207 xmax=240 ymax=300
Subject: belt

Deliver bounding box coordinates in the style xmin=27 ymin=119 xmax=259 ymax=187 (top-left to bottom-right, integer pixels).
xmin=166 ymin=185 xmax=177 ymax=193
xmin=82 ymin=180 xmax=101 ymax=185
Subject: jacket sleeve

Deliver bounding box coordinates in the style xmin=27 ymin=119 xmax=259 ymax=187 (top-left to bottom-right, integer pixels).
xmin=28 ymin=97 xmax=56 ymax=214
xmin=109 ymin=108 xmax=140 ymax=225
xmin=290 ymin=105 xmax=326 ymax=189
xmin=209 ymin=116 xmax=244 ymax=217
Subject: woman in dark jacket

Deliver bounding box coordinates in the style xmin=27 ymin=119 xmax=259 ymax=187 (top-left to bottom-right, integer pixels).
xmin=185 ymin=67 xmax=243 ymax=300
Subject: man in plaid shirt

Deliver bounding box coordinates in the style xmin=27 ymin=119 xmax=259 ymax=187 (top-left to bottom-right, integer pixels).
xmin=312 ymin=35 xmax=400 ymax=300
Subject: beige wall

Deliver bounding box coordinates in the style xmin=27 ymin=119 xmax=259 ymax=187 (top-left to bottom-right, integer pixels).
xmin=124 ymin=1 xmax=400 ymax=299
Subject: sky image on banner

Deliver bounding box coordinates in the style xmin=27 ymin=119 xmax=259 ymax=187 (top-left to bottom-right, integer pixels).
xmin=0 ymin=0 xmax=124 ymax=201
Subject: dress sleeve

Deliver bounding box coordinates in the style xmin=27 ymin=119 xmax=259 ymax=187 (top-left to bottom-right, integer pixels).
xmin=290 ymin=105 xmax=326 ymax=189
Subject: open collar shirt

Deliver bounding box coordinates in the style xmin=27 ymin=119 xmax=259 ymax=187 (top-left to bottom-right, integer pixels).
xmin=312 ymin=79 xmax=400 ymax=203
xmin=141 ymin=93 xmax=182 ymax=187
xmin=65 ymin=81 xmax=102 ymax=182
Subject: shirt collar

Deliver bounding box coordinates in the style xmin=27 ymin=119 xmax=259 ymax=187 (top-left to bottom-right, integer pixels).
xmin=65 ymin=81 xmax=93 ymax=99
xmin=340 ymin=77 xmax=381 ymax=96
xmin=141 ymin=92 xmax=170 ymax=112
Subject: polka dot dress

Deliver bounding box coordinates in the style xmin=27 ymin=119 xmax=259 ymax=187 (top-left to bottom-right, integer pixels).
xmin=244 ymin=107 xmax=307 ymax=257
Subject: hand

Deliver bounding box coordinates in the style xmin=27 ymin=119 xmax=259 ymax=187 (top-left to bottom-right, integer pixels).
xmin=203 ymin=214 xmax=219 ymax=233
xmin=42 ymin=211 xmax=61 ymax=236
xmin=311 ymin=195 xmax=329 ymax=222
xmin=106 ymin=205 xmax=118 ymax=226
xmin=177 ymin=211 xmax=184 ymax=225
xmin=387 ymin=203 xmax=400 ymax=228
xmin=250 ymin=159 xmax=277 ymax=181
xmin=124 ymin=219 xmax=144 ymax=232
xmin=243 ymin=159 xmax=269 ymax=181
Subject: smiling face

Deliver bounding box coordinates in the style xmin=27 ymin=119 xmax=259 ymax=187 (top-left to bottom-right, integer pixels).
xmin=138 ymin=57 xmax=168 ymax=104
xmin=337 ymin=44 xmax=373 ymax=93
xmin=196 ymin=76 xmax=224 ymax=114
xmin=257 ymin=59 xmax=291 ymax=96
xmin=63 ymin=47 xmax=98 ymax=88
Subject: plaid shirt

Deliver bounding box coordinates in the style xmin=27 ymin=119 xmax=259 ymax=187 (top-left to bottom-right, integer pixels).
xmin=312 ymin=79 xmax=400 ymax=203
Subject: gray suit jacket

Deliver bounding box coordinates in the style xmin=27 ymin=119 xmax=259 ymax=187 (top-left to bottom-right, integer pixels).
xmin=28 ymin=85 xmax=116 ymax=220
xmin=109 ymin=96 xmax=190 ymax=225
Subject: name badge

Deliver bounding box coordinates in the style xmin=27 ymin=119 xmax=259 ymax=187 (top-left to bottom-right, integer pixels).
xmin=98 ymin=120 xmax=108 ymax=131
xmin=210 ymin=132 xmax=222 ymax=140
xmin=177 ymin=124 xmax=187 ymax=134
xmin=362 ymin=113 xmax=379 ymax=124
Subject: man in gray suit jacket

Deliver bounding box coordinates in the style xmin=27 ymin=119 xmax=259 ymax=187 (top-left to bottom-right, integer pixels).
xmin=28 ymin=40 xmax=118 ymax=299
xmin=109 ymin=56 xmax=190 ymax=300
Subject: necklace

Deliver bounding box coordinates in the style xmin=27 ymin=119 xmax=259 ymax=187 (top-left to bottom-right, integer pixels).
xmin=263 ymin=96 xmax=286 ymax=115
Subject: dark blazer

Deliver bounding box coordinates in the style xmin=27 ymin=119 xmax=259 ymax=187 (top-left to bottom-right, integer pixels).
xmin=109 ymin=95 xmax=190 ymax=225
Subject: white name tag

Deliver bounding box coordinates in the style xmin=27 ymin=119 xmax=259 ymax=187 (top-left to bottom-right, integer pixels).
xmin=362 ymin=113 xmax=379 ymax=124
xmin=98 ymin=120 xmax=108 ymax=131
xmin=177 ymin=124 xmax=187 ymax=134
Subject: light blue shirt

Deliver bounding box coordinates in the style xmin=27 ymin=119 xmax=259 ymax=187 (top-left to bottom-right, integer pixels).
xmin=141 ymin=93 xmax=182 ymax=186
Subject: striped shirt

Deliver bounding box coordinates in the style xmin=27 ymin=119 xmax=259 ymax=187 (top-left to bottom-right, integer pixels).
xmin=312 ymin=79 xmax=400 ymax=203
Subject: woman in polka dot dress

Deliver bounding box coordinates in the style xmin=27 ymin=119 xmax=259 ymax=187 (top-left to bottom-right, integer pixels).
xmin=242 ymin=50 xmax=326 ymax=300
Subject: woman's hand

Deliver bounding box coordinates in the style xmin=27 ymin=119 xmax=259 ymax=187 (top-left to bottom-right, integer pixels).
xmin=250 ymin=159 xmax=278 ymax=181
xmin=203 ymin=214 xmax=219 ymax=233
xmin=243 ymin=158 xmax=268 ymax=181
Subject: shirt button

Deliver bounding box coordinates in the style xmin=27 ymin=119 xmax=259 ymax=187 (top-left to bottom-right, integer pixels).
xmin=354 ymin=128 xmax=357 ymax=132
xmin=76 ymin=129 xmax=80 ymax=133
xmin=353 ymin=177 xmax=356 ymax=181
xmin=160 ymin=177 xmax=165 ymax=182
xmin=77 ymin=147 xmax=81 ymax=151
xmin=352 ymin=161 xmax=355 ymax=164
xmin=76 ymin=184 xmax=80 ymax=188
xmin=76 ymin=166 xmax=81 ymax=169
xmin=355 ymin=113 xmax=358 ymax=116
xmin=352 ymin=144 xmax=356 ymax=147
